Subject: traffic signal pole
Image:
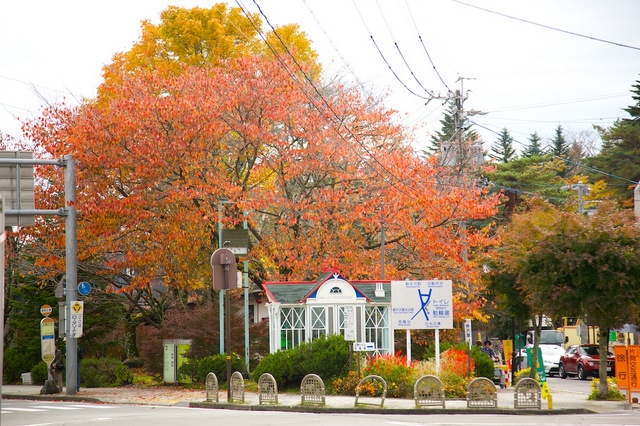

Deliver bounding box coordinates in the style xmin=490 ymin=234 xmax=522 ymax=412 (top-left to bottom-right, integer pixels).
xmin=0 ymin=154 xmax=77 ymax=395
xmin=64 ymin=155 xmax=78 ymax=395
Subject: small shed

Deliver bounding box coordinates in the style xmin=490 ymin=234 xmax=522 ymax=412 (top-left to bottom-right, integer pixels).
xmin=263 ymin=270 xmax=393 ymax=355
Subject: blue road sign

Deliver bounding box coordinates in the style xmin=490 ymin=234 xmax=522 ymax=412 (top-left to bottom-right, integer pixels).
xmin=78 ymin=281 xmax=91 ymax=296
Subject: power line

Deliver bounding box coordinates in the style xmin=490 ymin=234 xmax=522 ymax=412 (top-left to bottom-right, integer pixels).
xmin=484 ymin=92 xmax=631 ymax=114
xmin=351 ymin=0 xmax=431 ymax=101
xmin=470 ymin=120 xmax=639 ymax=185
xmin=374 ymin=0 xmax=436 ymax=98
xmin=301 ymin=0 xmax=372 ymax=96
xmin=403 ymin=0 xmax=452 ymax=95
xmin=240 ymin=0 xmax=491 ymax=217
xmin=237 ymin=0 xmax=423 ymax=197
xmin=451 ymin=0 xmax=640 ymax=51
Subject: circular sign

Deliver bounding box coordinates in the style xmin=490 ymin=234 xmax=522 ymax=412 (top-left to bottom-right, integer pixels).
xmin=78 ymin=281 xmax=91 ymax=296
xmin=40 ymin=304 xmax=53 ymax=316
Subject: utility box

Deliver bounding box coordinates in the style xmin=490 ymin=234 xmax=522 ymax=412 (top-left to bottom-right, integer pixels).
xmin=163 ymin=339 xmax=192 ymax=384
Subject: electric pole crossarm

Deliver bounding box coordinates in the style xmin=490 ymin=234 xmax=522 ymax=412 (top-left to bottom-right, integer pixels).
xmin=0 ymin=158 xmax=65 ymax=166
xmin=5 ymin=209 xmax=67 ymax=216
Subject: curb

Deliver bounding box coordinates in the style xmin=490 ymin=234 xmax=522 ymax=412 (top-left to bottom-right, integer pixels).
xmin=2 ymin=393 xmax=102 ymax=404
xmin=188 ymin=401 xmax=594 ymax=416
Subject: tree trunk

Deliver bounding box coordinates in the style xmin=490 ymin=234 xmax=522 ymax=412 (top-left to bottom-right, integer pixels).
xmin=529 ymin=313 xmax=543 ymax=379
xmin=598 ymin=329 xmax=609 ymax=398
xmin=123 ymin=316 xmax=140 ymax=359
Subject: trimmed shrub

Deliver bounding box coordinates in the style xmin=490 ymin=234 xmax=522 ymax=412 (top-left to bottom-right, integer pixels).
xmin=294 ymin=335 xmax=350 ymax=382
xmin=440 ymin=369 xmax=470 ymax=398
xmin=251 ymin=346 xmax=299 ymax=387
xmin=360 ymin=352 xmax=416 ymax=398
xmin=588 ymin=377 xmax=626 ymax=401
xmin=3 ymin=346 xmax=41 ymax=384
xmin=331 ymin=370 xmax=361 ymax=396
xmin=180 ymin=353 xmax=247 ymax=384
xmin=179 ymin=354 xmax=247 ymax=383
xmin=81 ymin=358 xmax=133 ymax=387
xmin=30 ymin=361 xmax=49 ymax=385
xmin=470 ymin=346 xmax=495 ymax=379
xmin=514 ymin=367 xmax=531 ymax=384
xmin=251 ymin=334 xmax=350 ymax=389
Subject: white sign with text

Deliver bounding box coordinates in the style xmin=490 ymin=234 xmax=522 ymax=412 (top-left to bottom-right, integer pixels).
xmin=391 ymin=280 xmax=453 ymax=329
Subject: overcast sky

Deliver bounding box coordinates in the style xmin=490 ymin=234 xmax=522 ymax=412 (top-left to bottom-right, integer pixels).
xmin=1 ymin=0 xmax=639 ymax=154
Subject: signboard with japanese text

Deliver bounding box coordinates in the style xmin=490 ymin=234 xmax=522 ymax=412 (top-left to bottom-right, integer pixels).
xmin=615 ymin=345 xmax=640 ymax=392
xmin=69 ymin=301 xmax=84 ymax=338
xmin=40 ymin=317 xmax=55 ymax=365
xmin=353 ymin=342 xmax=375 ymax=352
xmin=391 ymin=280 xmax=453 ymax=329
xmin=343 ymin=306 xmax=356 ymax=341
xmin=503 ymin=339 xmax=513 ymax=370
xmin=464 ymin=319 xmax=472 ymax=348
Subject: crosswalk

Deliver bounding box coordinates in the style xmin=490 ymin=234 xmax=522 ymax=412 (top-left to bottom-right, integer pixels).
xmin=2 ymin=401 xmax=117 ymax=414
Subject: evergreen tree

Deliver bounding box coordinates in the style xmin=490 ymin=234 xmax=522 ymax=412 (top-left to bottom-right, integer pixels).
xmin=489 ymin=127 xmax=516 ymax=163
xmin=522 ymin=132 xmax=544 ymax=157
xmin=584 ymin=78 xmax=640 ymax=207
xmin=549 ymin=125 xmax=570 ymax=158
xmin=428 ymin=99 xmax=478 ymax=153
xmin=587 ymin=122 xmax=640 ymax=207
xmin=623 ymin=77 xmax=640 ymax=125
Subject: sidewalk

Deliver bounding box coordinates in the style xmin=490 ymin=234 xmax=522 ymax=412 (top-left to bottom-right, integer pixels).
xmin=1 ymin=384 xmax=635 ymax=415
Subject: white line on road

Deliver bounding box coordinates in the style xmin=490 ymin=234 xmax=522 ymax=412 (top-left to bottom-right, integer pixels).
xmin=31 ymin=405 xmax=82 ymax=410
xmin=66 ymin=404 xmax=117 ymax=409
xmin=1 ymin=407 xmax=47 ymax=412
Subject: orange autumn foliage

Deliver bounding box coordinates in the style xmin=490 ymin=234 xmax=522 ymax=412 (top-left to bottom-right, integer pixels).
xmin=24 ymin=52 xmax=498 ymax=322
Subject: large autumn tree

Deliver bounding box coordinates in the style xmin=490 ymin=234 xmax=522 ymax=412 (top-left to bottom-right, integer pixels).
xmin=20 ymin=5 xmax=499 ymax=361
xmin=19 ymin=4 xmax=325 ymax=359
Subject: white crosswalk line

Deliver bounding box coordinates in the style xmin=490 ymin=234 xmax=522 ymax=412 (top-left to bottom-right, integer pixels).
xmin=1 ymin=407 xmax=47 ymax=412
xmin=31 ymin=405 xmax=82 ymax=410
xmin=66 ymin=404 xmax=117 ymax=409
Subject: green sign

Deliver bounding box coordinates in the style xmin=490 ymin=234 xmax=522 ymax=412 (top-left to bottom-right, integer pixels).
xmin=526 ymin=347 xmax=550 ymax=399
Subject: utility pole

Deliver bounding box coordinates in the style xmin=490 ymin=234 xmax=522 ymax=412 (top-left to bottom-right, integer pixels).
xmin=380 ymin=201 xmax=385 ymax=281
xmin=0 ymin=154 xmax=77 ymax=396
xmin=634 ymin=182 xmax=639 ymax=220
xmin=561 ymin=183 xmax=590 ymax=215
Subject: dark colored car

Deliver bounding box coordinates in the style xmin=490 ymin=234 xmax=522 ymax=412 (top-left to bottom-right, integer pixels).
xmin=558 ymin=344 xmax=615 ymax=380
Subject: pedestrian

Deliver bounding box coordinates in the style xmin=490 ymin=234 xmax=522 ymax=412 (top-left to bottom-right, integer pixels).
xmin=481 ymin=340 xmax=498 ymax=362
xmin=49 ymin=344 xmax=64 ymax=392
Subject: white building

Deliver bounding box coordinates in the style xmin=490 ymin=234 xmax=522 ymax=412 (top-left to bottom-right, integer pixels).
xmin=262 ymin=270 xmax=393 ymax=356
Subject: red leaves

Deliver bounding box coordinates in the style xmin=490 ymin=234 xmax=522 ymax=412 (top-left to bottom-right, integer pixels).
xmin=25 ymin=51 xmax=499 ymax=329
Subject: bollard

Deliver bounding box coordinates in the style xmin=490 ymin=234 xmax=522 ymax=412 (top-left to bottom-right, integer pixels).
xmin=547 ymin=394 xmax=553 ymax=410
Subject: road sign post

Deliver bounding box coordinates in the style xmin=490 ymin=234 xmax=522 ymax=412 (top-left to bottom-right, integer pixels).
xmin=210 ymin=248 xmax=238 ymax=401
xmin=391 ymin=280 xmax=454 ymax=371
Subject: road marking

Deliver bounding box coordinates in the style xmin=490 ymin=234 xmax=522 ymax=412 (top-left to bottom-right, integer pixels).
xmin=1 ymin=407 xmax=47 ymax=412
xmin=31 ymin=405 xmax=82 ymax=410
xmin=66 ymin=404 xmax=117 ymax=409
